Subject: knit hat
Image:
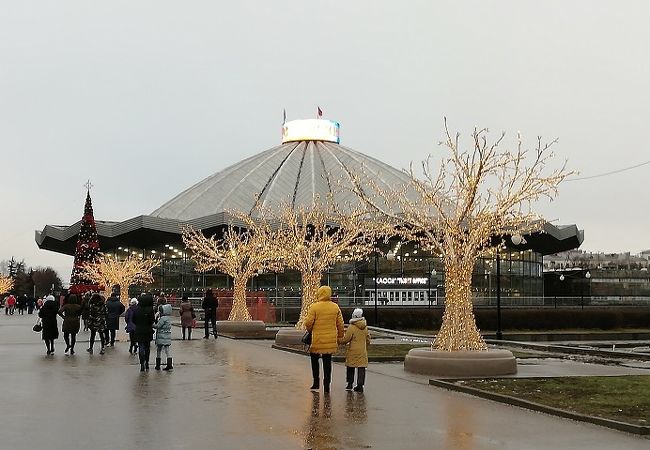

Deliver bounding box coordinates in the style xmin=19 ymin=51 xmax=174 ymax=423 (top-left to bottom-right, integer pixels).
xmin=45 ymin=295 xmax=55 ymax=302
xmin=352 ymin=308 xmax=363 ymax=319
xmin=317 ymin=285 xmax=332 ymax=302
xmin=130 ymin=298 xmax=138 ymax=306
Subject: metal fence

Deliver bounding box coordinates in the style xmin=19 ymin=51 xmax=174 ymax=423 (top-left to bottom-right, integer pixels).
xmin=172 ymin=295 xmax=650 ymax=324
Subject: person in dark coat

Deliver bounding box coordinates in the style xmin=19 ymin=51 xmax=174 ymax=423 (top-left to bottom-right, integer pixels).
xmin=133 ymin=293 xmax=155 ymax=371
xmin=18 ymin=294 xmax=27 ymax=315
xmin=104 ymin=293 xmax=125 ymax=346
xmin=179 ymin=294 xmax=195 ymax=340
xmin=38 ymin=295 xmax=59 ymax=355
xmin=87 ymin=293 xmax=107 ymax=354
xmin=124 ymin=298 xmax=138 ymax=354
xmin=27 ymin=295 xmax=35 ymax=314
xmin=201 ymin=290 xmax=218 ymax=339
xmin=58 ymin=294 xmax=83 ymax=354
xmin=80 ymin=293 xmax=91 ymax=331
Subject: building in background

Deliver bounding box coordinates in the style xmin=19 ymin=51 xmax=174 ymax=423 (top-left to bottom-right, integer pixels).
xmin=36 ymin=119 xmax=583 ymax=306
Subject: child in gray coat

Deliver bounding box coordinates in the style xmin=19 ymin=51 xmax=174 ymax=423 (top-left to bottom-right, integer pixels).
xmin=154 ymin=304 xmax=173 ymax=370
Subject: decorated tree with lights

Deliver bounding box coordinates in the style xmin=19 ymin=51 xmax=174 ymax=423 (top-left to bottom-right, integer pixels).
xmin=69 ymin=187 xmax=101 ymax=295
xmin=352 ymin=120 xmax=573 ymax=351
xmin=182 ymin=216 xmax=284 ymax=321
xmin=270 ymin=199 xmax=390 ymax=329
xmin=0 ymin=275 xmax=14 ymax=295
xmin=82 ymin=254 xmax=160 ymax=307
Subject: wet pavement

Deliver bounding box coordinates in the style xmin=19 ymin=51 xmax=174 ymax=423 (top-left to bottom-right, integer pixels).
xmin=2 ymin=314 xmax=649 ymax=449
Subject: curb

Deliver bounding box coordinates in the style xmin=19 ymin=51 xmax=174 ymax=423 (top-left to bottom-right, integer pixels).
xmin=271 ymin=345 xmax=405 ymax=362
xmin=429 ymin=379 xmax=650 ymax=436
xmin=485 ymin=339 xmax=650 ymax=361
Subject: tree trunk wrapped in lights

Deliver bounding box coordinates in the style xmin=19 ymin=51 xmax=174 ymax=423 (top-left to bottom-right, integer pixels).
xmin=267 ymin=198 xmax=391 ymax=329
xmin=352 ymin=119 xmax=574 ymax=351
xmin=0 ymin=275 xmax=14 ymax=295
xmin=82 ymin=254 xmax=159 ymax=306
xmin=182 ymin=215 xmax=283 ymax=322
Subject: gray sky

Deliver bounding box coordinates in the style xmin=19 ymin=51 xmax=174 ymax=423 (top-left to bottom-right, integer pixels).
xmin=2 ymin=1 xmax=649 ymax=279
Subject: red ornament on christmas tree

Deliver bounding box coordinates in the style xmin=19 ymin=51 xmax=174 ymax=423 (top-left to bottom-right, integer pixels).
xmin=69 ymin=186 xmax=101 ymax=295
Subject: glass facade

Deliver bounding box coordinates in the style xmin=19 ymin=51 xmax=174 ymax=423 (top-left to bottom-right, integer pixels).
xmin=111 ymin=243 xmax=544 ymax=306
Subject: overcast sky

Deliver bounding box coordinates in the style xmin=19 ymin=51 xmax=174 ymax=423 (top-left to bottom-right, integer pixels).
xmin=2 ymin=1 xmax=649 ymax=279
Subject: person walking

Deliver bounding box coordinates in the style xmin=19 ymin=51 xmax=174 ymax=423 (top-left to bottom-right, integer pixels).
xmin=339 ymin=308 xmax=370 ymax=392
xmin=80 ymin=293 xmax=90 ymax=331
xmin=39 ymin=295 xmax=59 ymax=355
xmin=6 ymin=294 xmax=16 ymax=315
xmin=87 ymin=294 xmax=107 ymax=354
xmin=133 ymin=293 xmax=155 ymax=372
xmin=154 ymin=303 xmax=173 ymax=371
xmin=18 ymin=294 xmax=27 ymax=315
xmin=201 ymin=290 xmax=218 ymax=339
xmin=156 ymin=292 xmax=167 ymax=315
xmin=104 ymin=292 xmax=125 ymax=347
xmin=179 ymin=294 xmax=195 ymax=340
xmin=27 ymin=295 xmax=35 ymax=314
xmin=58 ymin=294 xmax=83 ymax=355
xmin=304 ymin=285 xmax=344 ymax=393
xmin=124 ymin=298 xmax=138 ymax=355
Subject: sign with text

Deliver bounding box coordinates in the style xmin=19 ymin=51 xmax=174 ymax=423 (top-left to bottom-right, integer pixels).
xmin=373 ymin=277 xmax=428 ymax=286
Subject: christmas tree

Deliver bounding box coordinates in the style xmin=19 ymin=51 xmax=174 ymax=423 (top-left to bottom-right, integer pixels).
xmin=69 ymin=186 xmax=101 ymax=294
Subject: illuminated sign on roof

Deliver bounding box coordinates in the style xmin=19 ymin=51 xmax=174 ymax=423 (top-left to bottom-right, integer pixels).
xmin=282 ymin=119 xmax=340 ymax=144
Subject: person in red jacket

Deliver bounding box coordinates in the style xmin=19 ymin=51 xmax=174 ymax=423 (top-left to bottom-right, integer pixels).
xmin=6 ymin=295 xmax=16 ymax=315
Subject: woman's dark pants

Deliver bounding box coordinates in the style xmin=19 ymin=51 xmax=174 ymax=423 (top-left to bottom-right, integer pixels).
xmin=310 ymin=353 xmax=332 ymax=387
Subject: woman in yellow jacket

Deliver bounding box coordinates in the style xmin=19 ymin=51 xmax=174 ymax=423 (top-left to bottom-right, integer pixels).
xmin=304 ymin=285 xmax=344 ymax=393
xmin=339 ymin=308 xmax=370 ymax=392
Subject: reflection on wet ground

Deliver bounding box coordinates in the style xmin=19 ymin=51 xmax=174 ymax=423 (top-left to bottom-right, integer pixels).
xmin=2 ymin=314 xmax=650 ymax=450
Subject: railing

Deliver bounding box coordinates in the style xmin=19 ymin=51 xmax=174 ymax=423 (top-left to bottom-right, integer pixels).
xmin=169 ymin=294 xmax=650 ymax=324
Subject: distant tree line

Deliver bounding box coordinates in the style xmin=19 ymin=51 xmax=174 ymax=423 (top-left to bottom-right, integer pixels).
xmin=0 ymin=257 xmax=63 ymax=297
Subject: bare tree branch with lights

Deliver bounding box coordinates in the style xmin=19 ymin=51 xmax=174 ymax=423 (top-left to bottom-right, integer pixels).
xmin=351 ymin=119 xmax=574 ymax=351
xmin=0 ymin=275 xmax=14 ymax=295
xmin=82 ymin=254 xmax=160 ymax=306
xmin=182 ymin=216 xmax=284 ymax=322
xmin=268 ymin=198 xmax=391 ymax=329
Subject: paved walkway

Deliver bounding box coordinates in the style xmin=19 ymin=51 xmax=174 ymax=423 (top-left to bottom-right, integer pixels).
xmin=1 ymin=313 xmax=649 ymax=449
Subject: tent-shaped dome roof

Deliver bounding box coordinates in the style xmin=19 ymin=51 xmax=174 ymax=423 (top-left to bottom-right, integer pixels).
xmin=150 ymin=141 xmax=412 ymax=221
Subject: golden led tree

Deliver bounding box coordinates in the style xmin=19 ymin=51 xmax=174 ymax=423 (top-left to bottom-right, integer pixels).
xmin=182 ymin=217 xmax=283 ymax=321
xmin=269 ymin=199 xmax=391 ymax=329
xmin=353 ymin=120 xmax=573 ymax=351
xmin=0 ymin=275 xmax=14 ymax=295
xmin=82 ymin=254 xmax=159 ymax=306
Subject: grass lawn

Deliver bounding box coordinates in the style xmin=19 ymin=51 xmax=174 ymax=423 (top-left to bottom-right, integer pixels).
xmin=462 ymin=376 xmax=650 ymax=425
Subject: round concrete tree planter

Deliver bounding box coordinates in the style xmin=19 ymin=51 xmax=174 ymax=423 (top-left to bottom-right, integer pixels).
xmin=275 ymin=328 xmax=307 ymax=346
xmin=404 ymin=348 xmax=517 ymax=377
xmin=216 ymin=320 xmax=266 ymax=334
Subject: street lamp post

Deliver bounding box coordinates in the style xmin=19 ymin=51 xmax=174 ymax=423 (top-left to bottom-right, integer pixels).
xmin=496 ymin=248 xmax=502 ymax=340
xmin=558 ymin=270 xmax=591 ymax=308
xmin=583 ymin=270 xmax=591 ymax=309
xmin=374 ymin=251 xmax=378 ymax=326
xmin=352 ymin=269 xmax=357 ymax=306
xmin=429 ymin=267 xmax=437 ymax=309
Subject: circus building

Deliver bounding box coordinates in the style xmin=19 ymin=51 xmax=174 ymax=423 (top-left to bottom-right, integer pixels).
xmin=36 ymin=118 xmax=583 ymax=311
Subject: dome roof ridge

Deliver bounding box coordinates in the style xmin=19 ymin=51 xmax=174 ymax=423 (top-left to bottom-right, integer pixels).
xmin=150 ymin=140 xmax=412 ymax=221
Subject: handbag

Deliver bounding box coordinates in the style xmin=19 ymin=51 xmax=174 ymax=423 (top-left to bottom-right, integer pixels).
xmin=301 ymin=330 xmax=312 ymax=346
xmin=191 ymin=318 xmax=197 ymax=328
xmin=33 ymin=320 xmax=42 ymax=332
